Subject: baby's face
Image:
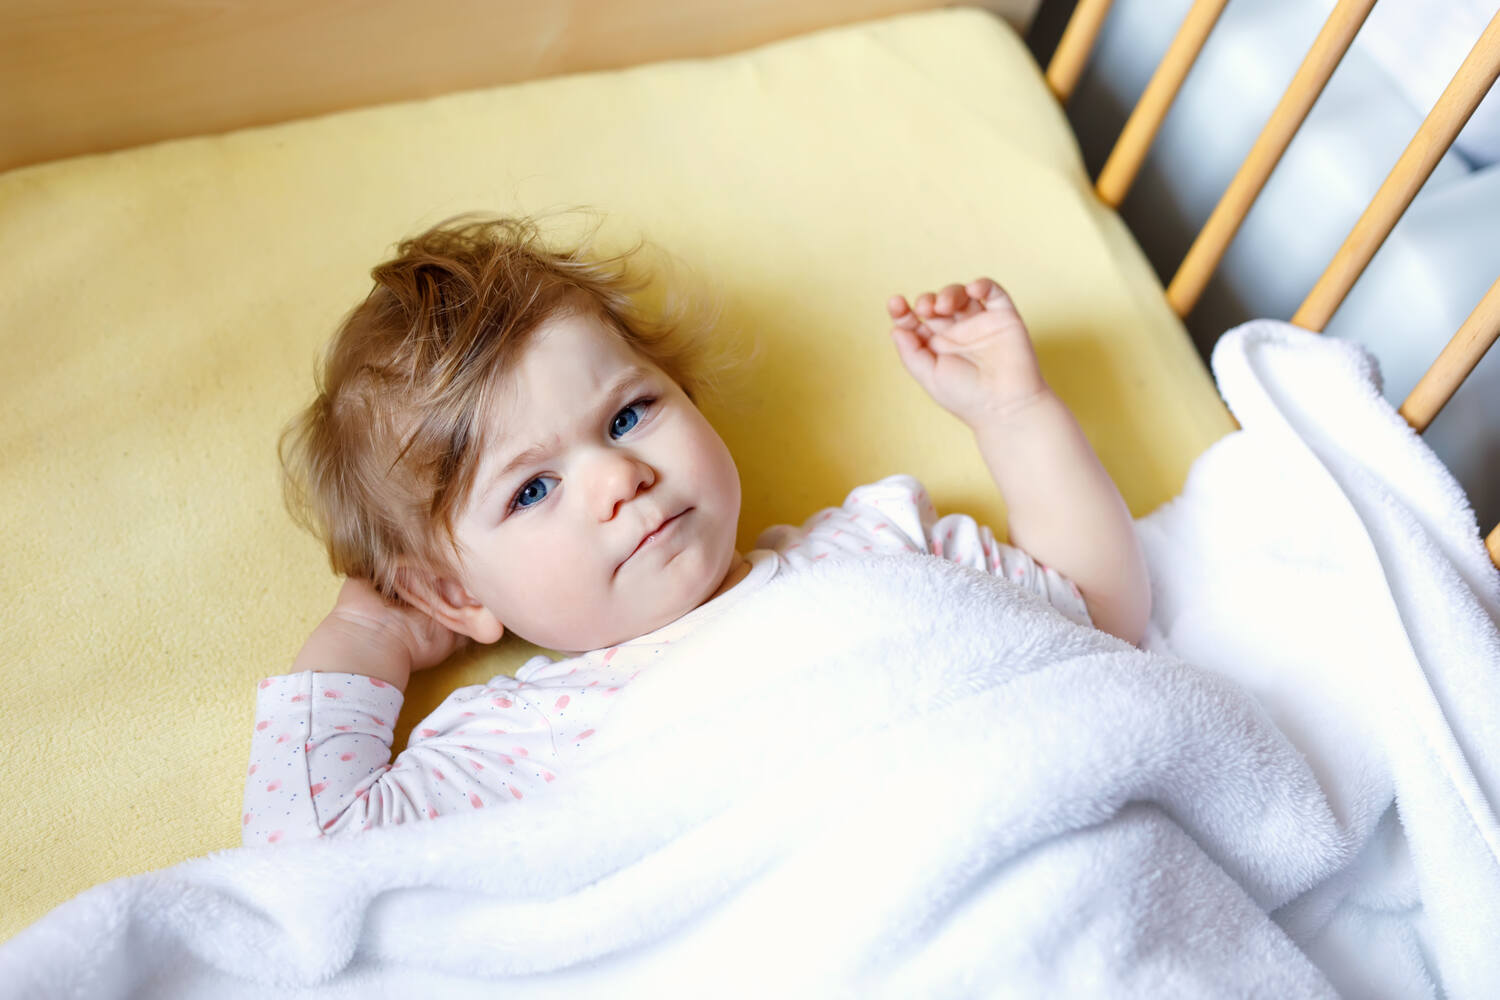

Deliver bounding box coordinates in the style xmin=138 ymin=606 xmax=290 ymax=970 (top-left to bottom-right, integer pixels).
xmin=447 ymin=308 xmax=743 ymax=652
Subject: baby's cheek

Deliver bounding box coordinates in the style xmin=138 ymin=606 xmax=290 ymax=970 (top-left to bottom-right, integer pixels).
xmin=526 ymin=557 xmax=595 ymax=614
xmin=479 ymin=542 xmax=595 ymax=632
xmin=696 ymin=428 xmax=741 ymax=510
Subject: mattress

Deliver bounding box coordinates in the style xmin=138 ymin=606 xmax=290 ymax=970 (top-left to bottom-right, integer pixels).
xmin=0 ymin=7 xmax=1233 ymax=939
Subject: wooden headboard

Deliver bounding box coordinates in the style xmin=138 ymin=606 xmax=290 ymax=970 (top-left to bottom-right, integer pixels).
xmin=0 ymin=0 xmax=1038 ymax=173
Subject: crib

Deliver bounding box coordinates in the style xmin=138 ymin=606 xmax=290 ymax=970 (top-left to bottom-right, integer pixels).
xmin=2 ymin=0 xmax=1498 ymax=993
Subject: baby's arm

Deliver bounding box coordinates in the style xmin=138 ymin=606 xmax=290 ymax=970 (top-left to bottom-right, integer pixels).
xmin=888 ymin=279 xmax=1149 ymax=646
xmin=243 ymin=580 xmax=467 ymax=844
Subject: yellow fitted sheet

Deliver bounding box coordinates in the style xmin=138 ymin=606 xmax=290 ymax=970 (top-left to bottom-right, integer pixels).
xmin=0 ymin=7 xmax=1233 ymax=940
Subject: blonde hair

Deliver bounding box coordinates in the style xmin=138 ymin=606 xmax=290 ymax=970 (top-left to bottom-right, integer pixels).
xmin=280 ymin=214 xmax=730 ymax=599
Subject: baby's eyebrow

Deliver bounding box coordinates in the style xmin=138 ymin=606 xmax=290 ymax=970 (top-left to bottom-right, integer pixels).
xmin=491 ymin=440 xmax=557 ymax=488
xmin=479 ymin=365 xmax=653 ymax=501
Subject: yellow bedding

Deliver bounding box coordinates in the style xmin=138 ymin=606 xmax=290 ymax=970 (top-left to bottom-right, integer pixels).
xmin=0 ymin=7 xmax=1232 ymax=939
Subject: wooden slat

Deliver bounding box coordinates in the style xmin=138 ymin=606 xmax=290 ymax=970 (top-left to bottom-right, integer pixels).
xmin=1293 ymin=9 xmax=1500 ymax=331
xmin=1398 ymin=278 xmax=1500 ymax=433
xmin=1488 ymin=523 xmax=1500 ymax=571
xmin=1045 ymin=0 xmax=1115 ymax=103
xmin=1095 ymin=0 xmax=1229 ymax=208
xmin=1165 ymin=0 xmax=1375 ymax=319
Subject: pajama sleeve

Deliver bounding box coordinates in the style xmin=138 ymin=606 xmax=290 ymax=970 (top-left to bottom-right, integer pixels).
xmin=242 ymin=671 xmax=559 ymax=846
xmin=839 ymin=475 xmax=1093 ymax=627
xmin=242 ymin=671 xmax=405 ymax=846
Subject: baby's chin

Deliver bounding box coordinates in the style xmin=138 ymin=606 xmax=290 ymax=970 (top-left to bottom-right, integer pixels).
xmin=542 ymin=579 xmax=730 ymax=654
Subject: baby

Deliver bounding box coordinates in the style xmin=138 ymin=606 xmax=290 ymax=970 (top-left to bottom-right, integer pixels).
xmin=242 ymin=217 xmax=1148 ymax=845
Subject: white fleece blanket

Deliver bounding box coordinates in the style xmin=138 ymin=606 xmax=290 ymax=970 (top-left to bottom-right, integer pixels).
xmin=4 ymin=321 xmax=1498 ymax=998
xmin=1138 ymin=320 xmax=1500 ymax=999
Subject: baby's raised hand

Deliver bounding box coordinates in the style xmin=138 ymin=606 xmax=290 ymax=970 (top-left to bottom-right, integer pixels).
xmin=887 ymin=278 xmax=1049 ymax=427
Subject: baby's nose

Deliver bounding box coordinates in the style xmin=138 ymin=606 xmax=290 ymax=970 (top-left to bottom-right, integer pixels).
xmin=594 ymin=452 xmax=656 ymax=521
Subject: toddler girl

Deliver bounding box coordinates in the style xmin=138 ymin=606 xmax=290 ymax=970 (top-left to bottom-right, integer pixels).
xmin=243 ymin=216 xmax=1148 ymax=845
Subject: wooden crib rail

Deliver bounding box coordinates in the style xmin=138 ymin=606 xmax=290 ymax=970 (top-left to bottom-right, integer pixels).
xmin=1293 ymin=9 xmax=1500 ymax=331
xmin=1296 ymin=9 xmax=1500 ymax=573
xmin=1399 ymin=279 xmax=1500 ymax=436
xmin=1400 ymin=278 xmax=1500 ymax=572
xmin=1165 ymin=0 xmax=1376 ymax=317
xmin=1094 ymin=0 xmax=1229 ymax=208
xmin=1045 ymin=0 xmax=1115 ymax=101
xmin=1047 ymin=0 xmax=1500 ymax=571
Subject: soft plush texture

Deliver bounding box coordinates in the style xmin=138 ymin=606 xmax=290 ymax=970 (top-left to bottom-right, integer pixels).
xmin=0 ymin=8 xmax=1233 ymax=939
xmin=0 ymin=555 xmax=1353 ymax=998
xmin=1140 ymin=321 xmax=1500 ymax=999
xmin=5 ymin=323 xmax=1496 ymax=996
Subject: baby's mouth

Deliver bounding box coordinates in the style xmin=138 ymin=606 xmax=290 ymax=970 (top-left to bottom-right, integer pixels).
xmin=616 ymin=509 xmax=690 ymax=575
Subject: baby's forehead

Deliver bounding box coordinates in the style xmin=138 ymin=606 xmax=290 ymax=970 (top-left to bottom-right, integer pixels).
xmin=473 ymin=315 xmax=664 ymax=447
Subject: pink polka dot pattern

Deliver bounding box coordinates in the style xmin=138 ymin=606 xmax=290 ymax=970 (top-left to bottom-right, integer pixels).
xmin=243 ymin=638 xmax=671 ymax=846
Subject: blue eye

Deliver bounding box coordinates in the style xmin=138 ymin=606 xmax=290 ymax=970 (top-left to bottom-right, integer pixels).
xmin=610 ymin=399 xmax=653 ymax=439
xmin=509 ymin=475 xmax=557 ymax=513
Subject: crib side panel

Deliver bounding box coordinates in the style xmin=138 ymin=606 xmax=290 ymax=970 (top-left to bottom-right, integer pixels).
xmin=1047 ymin=0 xmax=1500 ymax=567
xmin=0 ymin=0 xmax=1040 ymax=172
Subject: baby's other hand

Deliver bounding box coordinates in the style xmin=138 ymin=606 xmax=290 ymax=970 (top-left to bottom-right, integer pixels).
xmin=288 ymin=578 xmax=466 ymax=689
xmin=325 ymin=578 xmax=466 ymax=674
xmin=887 ymin=278 xmax=1049 ymax=427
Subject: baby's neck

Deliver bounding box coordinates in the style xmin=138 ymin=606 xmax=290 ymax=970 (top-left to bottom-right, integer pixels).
xmin=706 ymin=551 xmax=753 ymax=602
xmin=573 ymin=552 xmax=754 ymax=657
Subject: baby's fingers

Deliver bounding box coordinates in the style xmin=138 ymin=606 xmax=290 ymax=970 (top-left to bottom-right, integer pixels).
xmin=919 ymin=283 xmax=990 ymax=327
xmin=966 ymin=277 xmax=1013 ymax=308
xmin=888 ymin=295 xmax=936 ymax=341
xmin=887 ymin=294 xmax=918 ymax=327
xmin=890 ymin=324 xmax=938 ymax=386
xmin=882 ymin=296 xmax=918 ymax=335
xmin=932 ymin=283 xmax=970 ymax=316
xmin=888 ymin=296 xmax=939 ymax=385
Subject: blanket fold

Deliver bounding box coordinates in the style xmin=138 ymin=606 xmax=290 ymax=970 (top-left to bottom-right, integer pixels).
xmin=1139 ymin=319 xmax=1500 ymax=999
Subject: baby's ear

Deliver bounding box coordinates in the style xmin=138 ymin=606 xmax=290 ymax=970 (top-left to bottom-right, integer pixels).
xmin=393 ymin=567 xmax=505 ymax=645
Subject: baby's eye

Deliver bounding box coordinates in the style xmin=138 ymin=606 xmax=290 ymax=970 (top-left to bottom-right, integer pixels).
xmin=509 ymin=475 xmax=558 ymax=513
xmin=609 ymin=398 xmax=654 ymax=440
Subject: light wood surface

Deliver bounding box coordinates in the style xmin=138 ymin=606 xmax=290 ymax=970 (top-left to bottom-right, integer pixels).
xmin=1045 ymin=0 xmax=1115 ymax=102
xmin=1398 ymin=277 xmax=1500 ymax=433
xmin=1401 ymin=276 xmax=1500 ymax=571
xmin=1292 ymin=8 xmax=1500 ymax=332
xmin=1165 ymin=0 xmax=1375 ymax=319
xmin=0 ymin=0 xmax=1037 ymax=172
xmin=1095 ymin=0 xmax=1229 ymax=208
